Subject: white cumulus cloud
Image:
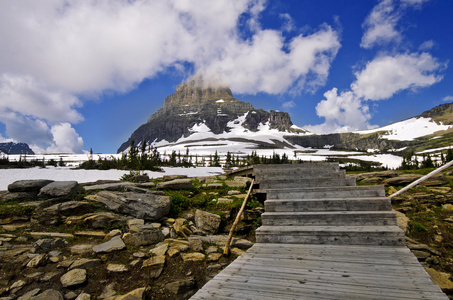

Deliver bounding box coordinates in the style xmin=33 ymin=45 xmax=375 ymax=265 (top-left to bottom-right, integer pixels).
xmin=0 ymin=0 xmax=341 ymax=152
xmin=306 ymin=88 xmax=372 ymax=133
xmin=47 ymin=123 xmax=85 ymax=154
xmin=352 ymin=52 xmax=444 ymax=101
xmin=361 ymin=0 xmax=401 ymax=49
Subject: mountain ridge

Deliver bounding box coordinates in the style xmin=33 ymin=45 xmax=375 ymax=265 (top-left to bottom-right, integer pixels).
xmin=117 ymin=78 xmax=304 ymax=153
xmin=0 ymin=142 xmax=34 ymax=155
xmin=118 ymin=77 xmax=453 ymax=156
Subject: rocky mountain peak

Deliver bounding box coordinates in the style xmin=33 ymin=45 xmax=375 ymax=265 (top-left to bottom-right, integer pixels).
xmin=118 ymin=77 xmax=301 ymax=153
xmin=163 ymin=76 xmax=235 ymax=109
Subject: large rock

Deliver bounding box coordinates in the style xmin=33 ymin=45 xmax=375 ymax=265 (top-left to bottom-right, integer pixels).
xmin=113 ymin=287 xmax=150 ymax=300
xmin=425 ymin=267 xmax=453 ymax=290
xmin=26 ymin=254 xmax=48 ymax=268
xmin=165 ymin=278 xmax=195 ymax=295
xmin=395 ymin=211 xmax=410 ymax=233
xmin=66 ymin=212 xmax=127 ymax=229
xmin=8 ymin=179 xmax=54 ymax=193
xmin=60 ymin=269 xmax=87 ymax=287
xmin=193 ymin=235 xmax=253 ymax=249
xmin=92 ymin=236 xmax=126 ymax=253
xmin=181 ymin=253 xmax=205 ymax=262
xmin=32 ymin=289 xmax=64 ymax=300
xmin=69 ymin=258 xmax=101 ymax=270
xmin=34 ymin=238 xmax=66 ymax=251
xmin=195 ymin=210 xmax=221 ymax=234
xmin=83 ymin=182 xmax=135 ymax=192
xmin=87 ymin=191 xmax=171 ymax=221
xmin=157 ymin=179 xmax=193 ymax=190
xmin=142 ymin=255 xmax=165 ymax=279
xmin=173 ymin=218 xmax=193 ymax=238
xmin=43 ymin=201 xmax=98 ymax=217
xmin=39 ymin=181 xmax=78 ymax=198
xmin=122 ymin=229 xmax=164 ymax=246
xmin=356 ymin=171 xmax=397 ymax=181
xmin=162 ymin=175 xmax=187 ymax=182
xmin=383 ymin=174 xmax=422 ymax=186
xmin=421 ymin=174 xmax=448 ymax=187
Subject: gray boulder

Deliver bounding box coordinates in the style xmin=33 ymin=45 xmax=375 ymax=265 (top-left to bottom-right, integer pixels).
xmin=66 ymin=212 xmax=127 ymax=229
xmin=92 ymin=236 xmax=126 ymax=253
xmin=383 ymin=174 xmax=422 ymax=186
xmin=123 ymin=229 xmax=164 ymax=246
xmin=39 ymin=181 xmax=78 ymax=198
xmin=356 ymin=170 xmax=397 ymax=181
xmin=60 ymin=269 xmax=87 ymax=287
xmin=157 ymin=179 xmax=193 ymax=190
xmin=8 ymin=179 xmax=54 ymax=193
xmin=165 ymin=278 xmax=195 ymax=295
xmin=43 ymin=201 xmax=98 ymax=217
xmin=421 ymin=174 xmax=448 ymax=187
xmin=32 ymin=289 xmax=64 ymax=300
xmin=88 ymin=191 xmax=171 ymax=221
xmin=162 ymin=175 xmax=187 ymax=182
xmin=195 ymin=210 xmax=221 ymax=234
xmin=83 ymin=182 xmax=135 ymax=191
xmin=34 ymin=238 xmax=66 ymax=251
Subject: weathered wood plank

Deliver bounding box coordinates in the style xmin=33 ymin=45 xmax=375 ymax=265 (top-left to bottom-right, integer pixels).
xmin=191 ymin=164 xmax=448 ymax=300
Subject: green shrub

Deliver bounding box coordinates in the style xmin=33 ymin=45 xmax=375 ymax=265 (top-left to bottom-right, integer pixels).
xmin=169 ymin=194 xmax=189 ymax=217
xmin=0 ymin=204 xmax=35 ymax=217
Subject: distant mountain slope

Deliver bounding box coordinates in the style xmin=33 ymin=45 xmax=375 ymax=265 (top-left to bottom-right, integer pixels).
xmin=287 ymin=102 xmax=453 ymax=153
xmin=0 ymin=142 xmax=34 ymax=155
xmin=420 ymin=102 xmax=453 ymax=125
xmin=118 ymin=77 xmax=307 ymax=153
xmin=118 ymin=74 xmax=453 ymax=157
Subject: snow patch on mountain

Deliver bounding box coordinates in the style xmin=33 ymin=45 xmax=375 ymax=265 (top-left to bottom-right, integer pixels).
xmin=355 ymin=117 xmax=452 ymax=141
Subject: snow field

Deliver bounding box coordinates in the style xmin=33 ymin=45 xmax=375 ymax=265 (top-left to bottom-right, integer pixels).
xmin=0 ymin=166 xmax=224 ymax=191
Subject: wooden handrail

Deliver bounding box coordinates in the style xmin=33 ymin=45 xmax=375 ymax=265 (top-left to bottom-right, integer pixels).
xmin=389 ymin=160 xmax=453 ymax=199
xmin=223 ymin=179 xmax=255 ymax=256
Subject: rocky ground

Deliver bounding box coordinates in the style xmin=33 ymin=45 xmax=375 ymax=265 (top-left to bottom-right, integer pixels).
xmin=355 ymin=168 xmax=453 ymax=297
xmin=2 ymin=167 xmax=453 ymax=300
xmin=0 ymin=174 xmax=262 ymax=300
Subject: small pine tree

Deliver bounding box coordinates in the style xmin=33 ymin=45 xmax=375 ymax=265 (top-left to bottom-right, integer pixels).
xmin=446 ymin=148 xmax=453 ymax=162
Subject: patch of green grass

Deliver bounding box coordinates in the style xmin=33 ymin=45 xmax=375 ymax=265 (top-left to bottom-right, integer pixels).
xmin=0 ymin=203 xmax=35 ymax=217
xmin=168 ymin=193 xmax=190 ymax=217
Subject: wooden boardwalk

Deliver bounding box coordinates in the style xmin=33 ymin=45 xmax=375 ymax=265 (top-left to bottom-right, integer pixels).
xmin=191 ymin=163 xmax=448 ymax=299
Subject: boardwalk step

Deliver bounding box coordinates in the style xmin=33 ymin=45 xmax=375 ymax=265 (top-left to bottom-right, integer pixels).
xmin=265 ymin=185 xmax=385 ymax=199
xmin=261 ymin=211 xmax=397 ymax=226
xmin=264 ymin=197 xmax=393 ymax=212
xmin=255 ymin=169 xmax=345 ymax=180
xmin=259 ymin=177 xmax=355 ymax=189
xmin=255 ymin=167 xmax=345 ymax=178
xmin=254 ymin=162 xmax=340 ymax=172
xmin=255 ymin=225 xmax=406 ymax=246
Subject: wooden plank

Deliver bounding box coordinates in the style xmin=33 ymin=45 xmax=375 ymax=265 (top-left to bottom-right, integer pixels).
xmin=196 ymin=275 xmax=446 ymax=300
xmin=217 ymin=264 xmax=440 ymax=291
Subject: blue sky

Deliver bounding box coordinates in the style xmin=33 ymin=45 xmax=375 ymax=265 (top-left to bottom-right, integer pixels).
xmin=0 ymin=0 xmax=452 ymax=154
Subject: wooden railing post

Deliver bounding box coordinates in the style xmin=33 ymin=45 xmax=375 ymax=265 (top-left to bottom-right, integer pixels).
xmin=224 ymin=179 xmax=255 ymax=256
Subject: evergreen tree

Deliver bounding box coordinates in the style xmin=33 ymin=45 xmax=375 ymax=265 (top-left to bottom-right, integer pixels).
xmin=421 ymin=154 xmax=434 ymax=168
xmin=446 ymin=148 xmax=453 ymax=162
xmin=210 ymin=151 xmax=220 ymax=167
